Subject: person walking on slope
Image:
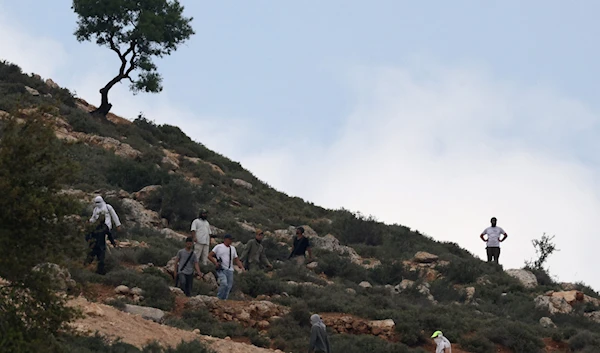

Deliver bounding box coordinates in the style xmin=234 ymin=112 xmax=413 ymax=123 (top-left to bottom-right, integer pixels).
xmin=191 ymin=209 xmax=213 ymax=266
xmin=431 ymin=331 xmax=452 ymax=353
xmin=85 ymin=214 xmax=117 ymax=275
xmin=480 ymin=217 xmax=508 ymax=263
xmin=174 ymin=237 xmax=202 ymax=297
xmin=240 ymin=229 xmax=273 ymax=271
xmin=89 ymin=196 xmax=122 ymax=235
xmin=209 ymin=234 xmax=245 ymax=300
xmin=288 ymin=226 xmax=313 ymax=266
xmin=308 ymin=314 xmax=331 ymax=353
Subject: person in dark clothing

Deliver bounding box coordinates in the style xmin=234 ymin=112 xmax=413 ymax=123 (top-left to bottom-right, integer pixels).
xmin=84 ymin=215 xmax=117 ymax=275
xmin=174 ymin=237 xmax=202 ymax=297
xmin=308 ymin=314 xmax=331 ymax=353
xmin=289 ymin=226 xmax=313 ymax=266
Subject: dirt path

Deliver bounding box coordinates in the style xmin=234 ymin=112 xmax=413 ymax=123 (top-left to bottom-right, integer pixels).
xmin=67 ymin=297 xmax=282 ymax=353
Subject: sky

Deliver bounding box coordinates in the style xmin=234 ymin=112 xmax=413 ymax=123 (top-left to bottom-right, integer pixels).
xmin=2 ymin=0 xmax=600 ymax=290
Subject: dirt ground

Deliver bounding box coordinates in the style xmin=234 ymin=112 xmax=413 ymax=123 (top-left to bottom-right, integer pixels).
xmin=67 ymin=296 xmax=283 ymax=353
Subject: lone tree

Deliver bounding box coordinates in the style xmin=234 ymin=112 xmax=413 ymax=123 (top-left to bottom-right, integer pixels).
xmin=525 ymin=233 xmax=559 ymax=271
xmin=72 ymin=0 xmax=195 ymax=116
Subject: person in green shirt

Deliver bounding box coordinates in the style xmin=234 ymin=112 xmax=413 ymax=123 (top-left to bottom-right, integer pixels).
xmin=240 ymin=229 xmax=273 ymax=271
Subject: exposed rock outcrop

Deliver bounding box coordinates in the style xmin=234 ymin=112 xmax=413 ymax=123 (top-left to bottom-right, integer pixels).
xmin=123 ymin=304 xmax=164 ymax=323
xmin=505 ymin=269 xmax=538 ymax=288
xmin=534 ymin=295 xmax=572 ymax=315
xmin=32 ymin=263 xmax=75 ymax=291
xmin=121 ymin=198 xmax=162 ymax=228
xmin=321 ymin=314 xmax=396 ymax=340
xmin=232 ymin=178 xmax=253 ymax=190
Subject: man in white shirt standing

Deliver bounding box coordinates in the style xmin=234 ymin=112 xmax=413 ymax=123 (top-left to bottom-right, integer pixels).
xmin=431 ymin=331 xmax=452 ymax=353
xmin=480 ymin=217 xmax=508 ymax=263
xmin=190 ymin=209 xmax=212 ymax=266
xmin=209 ymin=234 xmax=245 ymax=300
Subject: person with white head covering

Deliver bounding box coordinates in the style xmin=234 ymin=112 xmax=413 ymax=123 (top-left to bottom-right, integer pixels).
xmin=431 ymin=330 xmax=452 ymax=353
xmin=308 ymin=314 xmax=331 ymax=353
xmin=89 ymin=196 xmax=122 ymax=232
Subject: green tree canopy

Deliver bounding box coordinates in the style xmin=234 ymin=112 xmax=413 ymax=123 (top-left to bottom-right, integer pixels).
xmin=0 ymin=113 xmax=82 ymax=352
xmin=72 ymin=0 xmax=195 ymax=116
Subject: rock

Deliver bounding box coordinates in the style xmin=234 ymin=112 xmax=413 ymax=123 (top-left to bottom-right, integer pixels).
xmin=202 ymin=272 xmax=219 ymax=290
xmin=133 ymin=185 xmax=161 ymax=202
xmin=306 ymin=262 xmax=319 ymax=270
xmin=394 ymin=279 xmax=415 ymax=294
xmin=32 ymin=263 xmax=75 ymax=291
xmin=560 ymin=282 xmax=577 ymax=291
xmin=237 ymin=221 xmax=256 ymax=233
xmin=465 ymin=287 xmax=476 ymax=302
xmin=170 ymin=287 xmax=185 ymax=296
xmin=232 ymin=178 xmax=253 ymax=190
xmin=121 ymin=198 xmax=162 ymax=228
xmin=369 ymin=319 xmax=395 ymax=333
xmin=161 ymin=228 xmax=187 ymax=241
xmin=123 ymin=304 xmax=165 ymax=323
xmin=257 ymin=320 xmax=270 ymax=330
xmin=418 ymin=283 xmax=437 ymax=303
xmin=161 ymin=149 xmax=180 ymax=170
xmin=413 ymin=251 xmax=439 ymax=263
xmin=211 ymin=225 xmax=225 ymax=235
xmin=131 ymin=287 xmax=144 ymax=296
xmin=86 ymin=135 xmax=141 ymax=159
xmin=115 ymin=285 xmax=131 ymax=295
xmin=505 ymin=269 xmax=538 ymax=288
xmin=346 ymin=288 xmax=357 ymax=295
xmin=539 ymin=317 xmax=557 ymax=328
xmin=534 ymin=295 xmax=573 ymax=315
xmin=584 ymin=311 xmax=600 ymax=323
xmin=550 ymin=290 xmax=582 ymax=304
xmin=25 ymin=86 xmax=40 ymax=96
xmin=359 ymin=281 xmax=372 ymax=289
xmin=33 ymin=74 xmax=42 ymax=80
xmin=192 ymin=329 xmax=200 ymax=335
xmin=83 ymin=302 xmax=105 ymax=317
xmin=45 ymin=78 xmax=59 ymax=89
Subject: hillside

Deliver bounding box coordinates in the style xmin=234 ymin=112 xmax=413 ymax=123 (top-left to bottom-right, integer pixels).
xmin=2 ymin=60 xmax=600 ymax=353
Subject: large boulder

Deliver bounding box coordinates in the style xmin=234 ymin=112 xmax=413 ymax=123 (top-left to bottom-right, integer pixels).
xmin=123 ymin=304 xmax=165 ymax=323
xmin=413 ymin=251 xmax=439 ymax=263
xmin=539 ymin=317 xmax=557 ymax=328
xmin=25 ymin=86 xmax=40 ymax=96
xmin=32 ymin=263 xmax=76 ymax=291
xmin=133 ymin=185 xmax=161 ymax=202
xmin=584 ymin=311 xmax=600 ymax=323
xmin=161 ymin=228 xmax=187 ymax=242
xmin=534 ymin=295 xmax=573 ymax=315
xmin=232 ymin=178 xmax=253 ymax=190
xmin=505 ymin=269 xmax=538 ymax=288
xmin=121 ymin=198 xmax=162 ymax=228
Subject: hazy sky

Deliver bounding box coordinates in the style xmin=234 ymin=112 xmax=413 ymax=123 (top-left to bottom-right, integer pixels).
xmin=2 ymin=1 xmax=600 ymax=290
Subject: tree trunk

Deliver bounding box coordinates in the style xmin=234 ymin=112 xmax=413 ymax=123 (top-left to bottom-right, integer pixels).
xmin=91 ymin=87 xmax=113 ymax=117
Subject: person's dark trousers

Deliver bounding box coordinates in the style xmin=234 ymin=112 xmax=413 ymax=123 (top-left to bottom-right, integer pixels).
xmin=85 ymin=247 xmax=107 ymax=275
xmin=183 ymin=274 xmax=194 ymax=297
xmin=486 ymin=247 xmax=500 ymax=263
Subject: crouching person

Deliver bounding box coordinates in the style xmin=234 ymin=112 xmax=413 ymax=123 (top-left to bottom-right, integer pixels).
xmin=85 ymin=214 xmax=117 ymax=275
xmin=174 ymin=237 xmax=202 ymax=297
xmin=209 ymin=234 xmax=245 ymax=300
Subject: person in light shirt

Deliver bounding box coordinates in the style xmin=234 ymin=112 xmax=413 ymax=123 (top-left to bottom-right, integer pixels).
xmin=431 ymin=331 xmax=452 ymax=353
xmin=209 ymin=234 xmax=245 ymax=300
xmin=479 ymin=217 xmax=508 ymax=263
xmin=190 ymin=209 xmax=212 ymax=265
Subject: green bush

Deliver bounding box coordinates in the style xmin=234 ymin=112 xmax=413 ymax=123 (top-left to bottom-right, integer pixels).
xmin=483 ymin=321 xmax=544 ymax=353
xmin=569 ymin=331 xmax=600 ymax=351
xmin=236 ymin=271 xmax=283 ymax=297
xmin=458 ymin=334 xmax=495 ymax=353
xmin=101 ymin=269 xmax=174 ymax=311
xmin=106 ymin=158 xmax=171 ymax=192
xmin=59 ymin=334 xmax=140 ymax=353
xmin=315 ymin=251 xmax=368 ymax=283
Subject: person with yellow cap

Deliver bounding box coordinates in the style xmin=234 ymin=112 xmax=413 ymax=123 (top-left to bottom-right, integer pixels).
xmin=431 ymin=331 xmax=452 ymax=353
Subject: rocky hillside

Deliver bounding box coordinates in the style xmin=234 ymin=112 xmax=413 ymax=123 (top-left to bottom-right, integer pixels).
xmin=2 ymin=60 xmax=600 ymax=353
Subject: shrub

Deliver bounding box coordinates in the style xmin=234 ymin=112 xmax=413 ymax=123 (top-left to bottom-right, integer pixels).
xmin=458 ymin=334 xmax=495 ymax=353
xmin=569 ymin=331 xmax=600 ymax=351
xmin=59 ymin=334 xmax=140 ymax=353
xmin=332 ymin=209 xmax=385 ymax=245
xmin=101 ymin=269 xmax=174 ymax=311
xmin=315 ymin=250 xmax=368 ymax=283
xmin=330 ymin=334 xmax=412 ymax=353
xmin=236 ymin=271 xmax=283 ymax=297
xmin=105 ymin=158 xmax=170 ymax=192
xmin=483 ymin=321 xmax=544 ymax=353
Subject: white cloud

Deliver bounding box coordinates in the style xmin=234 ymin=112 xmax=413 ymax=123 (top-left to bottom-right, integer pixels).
xmin=241 ymin=64 xmax=600 ymax=290
xmin=0 ymin=7 xmax=68 ymax=79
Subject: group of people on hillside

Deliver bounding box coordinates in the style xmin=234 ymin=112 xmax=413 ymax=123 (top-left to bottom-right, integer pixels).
xmin=174 ymin=209 xmax=314 ymax=299
xmin=84 ymin=195 xmax=509 ymax=352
